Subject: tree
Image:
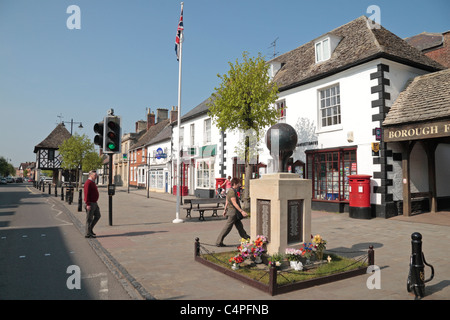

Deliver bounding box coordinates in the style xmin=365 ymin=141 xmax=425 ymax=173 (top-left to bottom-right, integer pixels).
xmin=208 ymin=52 xmax=279 ymax=210
xmin=0 ymin=157 xmax=15 ymax=177
xmin=58 ymin=134 xmax=103 ymax=187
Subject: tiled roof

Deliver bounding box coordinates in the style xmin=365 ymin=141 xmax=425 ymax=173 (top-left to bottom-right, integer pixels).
xmin=130 ymin=119 xmax=170 ymax=150
xmin=383 ymin=68 xmax=450 ymax=126
xmin=148 ymin=124 xmax=171 ymax=145
xmin=269 ymin=16 xmax=444 ymax=91
xmin=33 ymin=124 xmax=72 ymax=152
xmin=405 ymin=32 xmax=444 ymax=51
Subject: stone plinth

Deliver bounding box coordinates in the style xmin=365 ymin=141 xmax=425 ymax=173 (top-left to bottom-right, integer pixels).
xmin=250 ymin=173 xmax=312 ymax=256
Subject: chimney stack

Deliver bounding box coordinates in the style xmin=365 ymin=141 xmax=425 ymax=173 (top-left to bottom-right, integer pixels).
xmin=156 ymin=108 xmax=169 ymax=123
xmin=147 ymin=109 xmax=155 ymax=130
xmin=135 ymin=120 xmax=146 ymax=133
xmin=170 ymin=106 xmax=178 ymax=124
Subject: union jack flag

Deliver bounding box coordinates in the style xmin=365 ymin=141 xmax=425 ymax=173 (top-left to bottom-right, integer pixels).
xmin=175 ymin=7 xmax=184 ymax=61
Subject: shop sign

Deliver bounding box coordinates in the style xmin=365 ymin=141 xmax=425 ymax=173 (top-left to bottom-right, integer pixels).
xmin=384 ymin=120 xmax=450 ymax=142
xmin=372 ymin=142 xmax=380 ymax=156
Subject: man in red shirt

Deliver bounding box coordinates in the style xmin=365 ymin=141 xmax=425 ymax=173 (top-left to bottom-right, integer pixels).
xmin=84 ymin=170 xmax=101 ymax=238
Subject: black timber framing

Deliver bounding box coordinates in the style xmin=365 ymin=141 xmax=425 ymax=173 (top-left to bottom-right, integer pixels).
xmin=370 ymin=63 xmax=396 ymax=218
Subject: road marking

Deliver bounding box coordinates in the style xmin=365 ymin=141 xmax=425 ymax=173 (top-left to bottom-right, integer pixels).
xmin=82 ymin=273 xmax=109 ymax=300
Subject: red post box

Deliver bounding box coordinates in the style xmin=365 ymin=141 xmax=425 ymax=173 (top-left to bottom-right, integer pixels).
xmin=348 ymin=175 xmax=372 ymax=219
xmin=215 ymin=178 xmax=226 ymax=190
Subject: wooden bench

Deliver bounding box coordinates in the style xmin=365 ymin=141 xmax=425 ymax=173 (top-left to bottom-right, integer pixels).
xmin=184 ymin=198 xmax=226 ymax=221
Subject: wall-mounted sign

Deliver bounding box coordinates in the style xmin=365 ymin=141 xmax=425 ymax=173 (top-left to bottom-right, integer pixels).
xmin=372 ymin=142 xmax=380 ymax=156
xmin=375 ymin=127 xmax=382 ymax=141
xmin=384 ymin=120 xmax=450 ymax=142
xmin=156 ymin=148 xmax=167 ymax=159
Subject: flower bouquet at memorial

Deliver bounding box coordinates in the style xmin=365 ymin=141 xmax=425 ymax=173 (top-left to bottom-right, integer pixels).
xmin=237 ymin=238 xmax=253 ymax=259
xmin=312 ymin=234 xmax=327 ymax=261
xmin=229 ymin=254 xmax=245 ymax=270
xmin=285 ymin=248 xmax=304 ymax=270
xmin=254 ymin=235 xmax=267 ymax=248
xmin=251 ymin=235 xmax=267 ymax=263
xmin=300 ymin=242 xmax=316 ymax=264
xmin=268 ymin=253 xmax=284 ymax=269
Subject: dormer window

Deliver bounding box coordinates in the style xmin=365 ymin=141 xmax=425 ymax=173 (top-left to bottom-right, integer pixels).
xmin=315 ymin=34 xmax=342 ymax=63
xmin=315 ymin=38 xmax=330 ymax=62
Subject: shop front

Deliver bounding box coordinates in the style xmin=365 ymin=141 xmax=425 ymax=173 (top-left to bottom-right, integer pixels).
xmin=306 ymin=147 xmax=357 ymax=212
xmin=383 ymin=69 xmax=450 ymax=216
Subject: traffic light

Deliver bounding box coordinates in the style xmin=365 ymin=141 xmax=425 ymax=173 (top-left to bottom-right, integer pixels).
xmin=103 ymin=116 xmax=121 ymax=153
xmin=93 ymin=121 xmax=104 ymax=148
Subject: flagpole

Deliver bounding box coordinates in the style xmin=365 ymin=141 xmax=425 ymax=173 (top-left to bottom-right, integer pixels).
xmin=173 ymin=2 xmax=184 ymax=223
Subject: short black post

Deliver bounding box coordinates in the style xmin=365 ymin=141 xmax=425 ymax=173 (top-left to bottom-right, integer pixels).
xmin=407 ymin=232 xmax=435 ymax=298
xmin=78 ymin=189 xmax=82 ymax=212
xmin=68 ymin=186 xmax=73 ymax=205
xmin=195 ymin=238 xmax=200 ymax=258
xmin=61 ymin=186 xmax=64 ymax=201
xmin=48 ymin=184 xmax=51 ymax=195
xmin=368 ymin=245 xmax=375 ymax=266
xmin=55 ymin=184 xmax=57 ymax=197
xmin=42 ymin=182 xmax=45 ymax=193
xmin=268 ymin=263 xmax=278 ymax=296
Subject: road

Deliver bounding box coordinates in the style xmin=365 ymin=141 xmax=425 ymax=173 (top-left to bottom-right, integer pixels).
xmin=0 ymin=182 xmax=135 ymax=300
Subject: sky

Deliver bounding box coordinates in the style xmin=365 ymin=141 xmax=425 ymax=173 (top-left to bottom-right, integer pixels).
xmin=0 ymin=0 xmax=449 ymax=168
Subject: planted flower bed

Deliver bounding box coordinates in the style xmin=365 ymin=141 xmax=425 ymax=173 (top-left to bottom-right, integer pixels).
xmin=194 ymin=236 xmax=374 ymax=296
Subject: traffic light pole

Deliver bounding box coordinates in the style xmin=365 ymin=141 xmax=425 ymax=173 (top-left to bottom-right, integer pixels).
xmin=108 ymin=155 xmax=113 ymax=226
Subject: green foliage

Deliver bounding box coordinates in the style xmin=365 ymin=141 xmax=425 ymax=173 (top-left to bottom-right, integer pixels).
xmin=207 ymin=52 xmax=279 ymax=209
xmin=0 ymin=157 xmax=15 ymax=176
xmin=58 ymin=134 xmax=103 ymax=172
xmin=208 ymin=51 xmax=279 ymax=134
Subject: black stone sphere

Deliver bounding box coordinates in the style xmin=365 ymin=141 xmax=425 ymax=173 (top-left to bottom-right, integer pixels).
xmin=265 ymin=123 xmax=298 ymax=172
xmin=265 ymin=123 xmax=298 ymax=154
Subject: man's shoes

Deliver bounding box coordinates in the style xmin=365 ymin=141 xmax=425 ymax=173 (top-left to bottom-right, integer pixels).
xmin=85 ymin=234 xmax=96 ymax=238
xmin=216 ymin=243 xmax=226 ymax=247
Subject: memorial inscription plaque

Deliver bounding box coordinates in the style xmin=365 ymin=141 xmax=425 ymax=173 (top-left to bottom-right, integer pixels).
xmin=287 ymin=199 xmax=303 ymax=244
xmin=257 ymin=199 xmax=271 ymax=242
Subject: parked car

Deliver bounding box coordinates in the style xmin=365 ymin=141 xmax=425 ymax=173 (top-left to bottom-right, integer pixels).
xmin=0 ymin=178 xmax=6 ymax=184
xmin=15 ymin=177 xmax=23 ymax=183
xmin=6 ymin=177 xmax=13 ymax=183
xmin=41 ymin=177 xmax=53 ymax=184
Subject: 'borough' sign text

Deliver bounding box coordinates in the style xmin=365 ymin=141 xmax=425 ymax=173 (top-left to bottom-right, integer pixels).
xmin=384 ymin=120 xmax=450 ymax=142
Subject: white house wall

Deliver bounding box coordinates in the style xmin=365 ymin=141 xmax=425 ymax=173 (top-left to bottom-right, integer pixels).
xmin=173 ymin=113 xmax=223 ymax=195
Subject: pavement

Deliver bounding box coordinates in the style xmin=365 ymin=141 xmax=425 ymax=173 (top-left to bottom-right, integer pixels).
xmin=43 ymin=185 xmax=450 ymax=301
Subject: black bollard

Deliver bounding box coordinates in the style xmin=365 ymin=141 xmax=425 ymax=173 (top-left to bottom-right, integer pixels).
xmin=78 ymin=189 xmax=82 ymax=212
xmin=407 ymin=232 xmax=435 ymax=298
xmin=48 ymin=184 xmax=51 ymax=195
xmin=55 ymin=184 xmax=57 ymax=197
xmin=42 ymin=182 xmax=45 ymax=193
xmin=61 ymin=186 xmax=64 ymax=201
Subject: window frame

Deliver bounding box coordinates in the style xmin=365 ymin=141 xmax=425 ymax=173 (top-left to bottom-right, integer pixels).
xmin=315 ymin=37 xmax=331 ymax=63
xmin=318 ymin=83 xmax=341 ymax=131
xmin=196 ymin=159 xmax=215 ymax=189
xmin=276 ymin=99 xmax=286 ymax=123
xmin=306 ymin=147 xmax=357 ymax=202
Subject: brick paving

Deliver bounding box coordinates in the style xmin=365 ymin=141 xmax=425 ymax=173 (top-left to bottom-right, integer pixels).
xmin=51 ymin=186 xmax=450 ymax=300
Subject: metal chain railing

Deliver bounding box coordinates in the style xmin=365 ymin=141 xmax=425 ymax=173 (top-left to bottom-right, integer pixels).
xmin=196 ymin=240 xmax=369 ymax=284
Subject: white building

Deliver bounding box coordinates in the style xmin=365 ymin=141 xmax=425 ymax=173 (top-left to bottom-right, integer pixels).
xmin=264 ymin=16 xmax=444 ymax=217
xmin=171 ymin=98 xmax=224 ymax=198
xmin=146 ymin=122 xmax=172 ymax=193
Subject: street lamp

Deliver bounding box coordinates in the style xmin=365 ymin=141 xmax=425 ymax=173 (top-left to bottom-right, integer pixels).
xmin=62 ymin=119 xmax=83 ymax=135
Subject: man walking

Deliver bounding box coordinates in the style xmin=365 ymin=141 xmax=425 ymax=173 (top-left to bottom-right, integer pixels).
xmin=216 ymin=177 xmax=250 ymax=247
xmin=84 ymin=170 xmax=101 ymax=238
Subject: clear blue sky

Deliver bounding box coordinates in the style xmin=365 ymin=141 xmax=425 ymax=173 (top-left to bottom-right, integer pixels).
xmin=1 ymin=0 xmax=449 ymax=168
